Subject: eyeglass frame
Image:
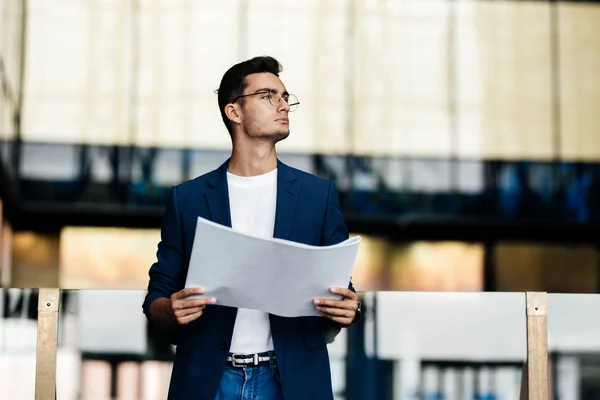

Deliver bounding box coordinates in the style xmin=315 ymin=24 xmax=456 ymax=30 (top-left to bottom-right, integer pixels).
xmin=231 ymin=88 xmax=300 ymax=112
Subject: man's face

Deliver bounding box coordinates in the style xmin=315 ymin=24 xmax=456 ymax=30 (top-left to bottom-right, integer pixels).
xmin=235 ymin=72 xmax=291 ymax=142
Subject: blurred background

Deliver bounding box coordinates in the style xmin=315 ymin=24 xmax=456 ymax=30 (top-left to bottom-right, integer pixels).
xmin=0 ymin=0 xmax=599 ymax=399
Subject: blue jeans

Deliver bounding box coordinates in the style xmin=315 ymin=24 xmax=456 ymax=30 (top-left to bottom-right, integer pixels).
xmin=214 ymin=359 xmax=283 ymax=400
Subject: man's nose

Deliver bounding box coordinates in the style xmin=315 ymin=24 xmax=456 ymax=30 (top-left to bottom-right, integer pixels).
xmin=278 ymin=97 xmax=290 ymax=112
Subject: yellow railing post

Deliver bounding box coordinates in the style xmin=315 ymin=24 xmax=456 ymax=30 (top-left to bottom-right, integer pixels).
xmin=520 ymin=292 xmax=549 ymax=400
xmin=35 ymin=288 xmax=61 ymax=400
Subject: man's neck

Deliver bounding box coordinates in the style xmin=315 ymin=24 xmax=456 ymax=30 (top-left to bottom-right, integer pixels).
xmin=228 ymin=140 xmax=278 ymax=177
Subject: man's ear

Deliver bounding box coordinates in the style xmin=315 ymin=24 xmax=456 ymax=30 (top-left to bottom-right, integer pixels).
xmin=225 ymin=104 xmax=241 ymax=125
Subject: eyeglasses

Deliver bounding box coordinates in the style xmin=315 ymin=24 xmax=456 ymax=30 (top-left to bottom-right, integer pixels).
xmin=232 ymin=89 xmax=300 ymax=112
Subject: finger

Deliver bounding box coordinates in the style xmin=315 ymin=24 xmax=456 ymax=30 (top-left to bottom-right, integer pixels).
xmin=321 ymin=312 xmax=353 ymax=326
xmin=174 ymin=305 xmax=205 ymax=318
xmin=173 ymin=297 xmax=216 ymax=310
xmin=316 ymin=305 xmax=354 ymax=319
xmin=314 ymin=298 xmax=356 ymax=310
xmin=172 ymin=287 xmax=205 ymax=300
xmin=330 ymin=287 xmax=358 ymax=300
xmin=177 ymin=310 xmax=203 ymax=325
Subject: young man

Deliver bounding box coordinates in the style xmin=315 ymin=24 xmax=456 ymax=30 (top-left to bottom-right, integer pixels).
xmin=143 ymin=56 xmax=360 ymax=400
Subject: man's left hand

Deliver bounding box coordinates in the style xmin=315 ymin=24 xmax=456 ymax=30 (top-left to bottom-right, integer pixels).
xmin=314 ymin=287 xmax=358 ymax=326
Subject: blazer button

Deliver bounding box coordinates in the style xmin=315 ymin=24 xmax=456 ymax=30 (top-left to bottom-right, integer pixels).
xmin=220 ymin=342 xmax=228 ymax=350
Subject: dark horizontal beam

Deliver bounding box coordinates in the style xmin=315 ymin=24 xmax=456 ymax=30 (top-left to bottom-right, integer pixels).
xmin=3 ymin=140 xmax=600 ymax=243
xmin=346 ymin=214 xmax=600 ymax=244
xmin=11 ymin=203 xmax=600 ymax=245
xmin=12 ymin=202 xmax=164 ymax=232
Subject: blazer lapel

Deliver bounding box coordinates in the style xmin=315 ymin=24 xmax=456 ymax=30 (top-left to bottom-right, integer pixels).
xmin=273 ymin=160 xmax=299 ymax=240
xmin=205 ymin=160 xmax=232 ymax=228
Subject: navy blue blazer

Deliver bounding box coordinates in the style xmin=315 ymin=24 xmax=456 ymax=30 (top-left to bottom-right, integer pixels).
xmin=143 ymin=159 xmax=354 ymax=400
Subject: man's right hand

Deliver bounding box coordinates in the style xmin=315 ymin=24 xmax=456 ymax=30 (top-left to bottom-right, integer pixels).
xmin=171 ymin=288 xmax=217 ymax=325
xmin=148 ymin=287 xmax=217 ymax=332
xmin=169 ymin=287 xmax=217 ymax=325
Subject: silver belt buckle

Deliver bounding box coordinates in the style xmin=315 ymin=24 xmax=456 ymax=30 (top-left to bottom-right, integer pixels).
xmin=230 ymin=354 xmax=245 ymax=368
xmin=230 ymin=353 xmax=266 ymax=367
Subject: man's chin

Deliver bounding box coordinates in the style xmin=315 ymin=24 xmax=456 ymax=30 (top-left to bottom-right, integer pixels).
xmin=271 ymin=130 xmax=290 ymax=143
xmin=250 ymin=130 xmax=289 ymax=143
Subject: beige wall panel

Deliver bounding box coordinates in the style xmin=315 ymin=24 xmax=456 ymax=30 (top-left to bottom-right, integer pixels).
xmin=59 ymin=227 xmax=160 ymax=289
xmin=22 ymin=0 xmax=132 ymax=145
xmin=136 ymin=1 xmax=239 ymax=150
xmin=1 ymin=0 xmax=23 ymax=140
xmin=19 ymin=0 xmax=600 ymax=160
xmin=388 ymin=241 xmax=484 ymax=291
xmin=352 ymin=0 xmax=452 ymax=157
xmin=11 ymin=231 xmax=60 ymax=288
xmin=457 ymin=1 xmax=553 ymax=160
xmin=495 ymin=242 xmax=599 ymax=293
xmin=558 ymin=3 xmax=600 ymax=161
xmin=20 ymin=0 xmax=241 ymax=149
xmin=246 ymin=0 xmax=349 ymax=155
xmin=350 ymin=234 xmax=390 ymax=290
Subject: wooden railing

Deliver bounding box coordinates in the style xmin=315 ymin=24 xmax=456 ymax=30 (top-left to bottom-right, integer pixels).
xmin=31 ymin=289 xmax=550 ymax=400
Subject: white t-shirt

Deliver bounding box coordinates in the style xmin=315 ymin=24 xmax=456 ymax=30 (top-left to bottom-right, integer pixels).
xmin=226 ymin=168 xmax=278 ymax=354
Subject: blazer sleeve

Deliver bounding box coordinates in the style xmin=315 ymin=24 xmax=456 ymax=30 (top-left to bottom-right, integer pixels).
xmin=321 ymin=181 xmax=355 ymax=293
xmin=321 ymin=181 xmax=349 ymax=246
xmin=321 ymin=181 xmax=358 ymax=338
xmin=142 ymin=186 xmax=187 ymax=318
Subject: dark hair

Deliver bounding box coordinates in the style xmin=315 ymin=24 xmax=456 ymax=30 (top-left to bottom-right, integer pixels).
xmin=216 ymin=56 xmax=283 ymax=135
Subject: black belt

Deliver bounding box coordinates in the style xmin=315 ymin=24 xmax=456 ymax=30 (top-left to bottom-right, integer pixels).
xmin=226 ymin=351 xmax=276 ymax=368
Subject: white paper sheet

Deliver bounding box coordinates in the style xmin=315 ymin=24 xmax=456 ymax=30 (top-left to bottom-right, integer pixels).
xmin=185 ymin=217 xmax=361 ymax=317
